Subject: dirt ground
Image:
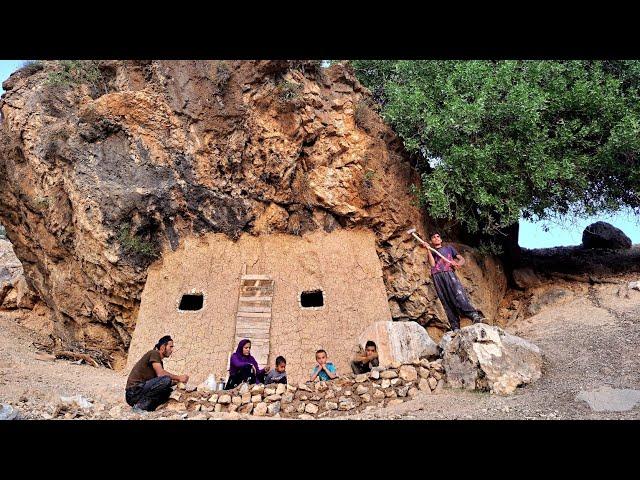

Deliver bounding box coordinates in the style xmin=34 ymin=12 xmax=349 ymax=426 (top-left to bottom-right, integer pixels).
xmin=2 ymin=268 xmax=639 ymax=420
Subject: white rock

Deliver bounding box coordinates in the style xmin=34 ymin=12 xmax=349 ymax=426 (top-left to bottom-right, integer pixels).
xmin=267 ymin=402 xmax=281 ymax=415
xmin=355 ymin=374 xmax=368 ymax=383
xmin=355 ymin=385 xmax=369 ymax=395
xmin=59 ymin=395 xmax=92 ymax=410
xmin=381 ymin=379 xmax=391 ymax=389
xmin=399 ymin=365 xmax=418 ymax=382
xmin=380 ymin=370 xmax=398 ymax=379
xmin=442 ymin=324 xmax=543 ymax=395
xmin=418 ymin=378 xmax=431 ymax=392
xmin=438 ymin=331 xmax=456 ymax=353
xmin=253 ymin=402 xmax=268 ymax=416
xmin=0 ymin=404 xmax=18 ymax=420
xmin=338 ymin=397 xmax=357 ymax=410
xmin=208 ymin=394 xmax=219 ymax=403
xmin=251 ymin=385 xmax=265 ymax=394
xmin=218 ymin=394 xmax=232 ymax=405
xmin=251 ymin=394 xmax=262 ymax=403
xmin=370 ymin=370 xmax=380 ymax=380
xmin=275 ymin=383 xmax=287 ymax=395
xmin=281 ymin=393 xmax=294 ymax=403
xmin=305 ymin=403 xmax=319 ymax=414
xmin=428 ymin=377 xmax=437 ymax=391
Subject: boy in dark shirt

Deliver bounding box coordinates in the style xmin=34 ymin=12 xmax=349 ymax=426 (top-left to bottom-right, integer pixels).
xmin=422 ymin=232 xmax=485 ymax=331
xmin=351 ymin=340 xmax=379 ymax=374
xmin=264 ymin=356 xmax=288 ymax=385
xmin=125 ymin=335 xmax=189 ymax=411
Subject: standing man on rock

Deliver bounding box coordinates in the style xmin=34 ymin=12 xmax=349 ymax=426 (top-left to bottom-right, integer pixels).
xmin=125 ymin=335 xmax=189 ymax=412
xmin=421 ymin=232 xmax=485 ymax=331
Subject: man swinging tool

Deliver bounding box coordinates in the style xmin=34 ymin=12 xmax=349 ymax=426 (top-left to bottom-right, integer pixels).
xmin=408 ymin=229 xmax=485 ymax=331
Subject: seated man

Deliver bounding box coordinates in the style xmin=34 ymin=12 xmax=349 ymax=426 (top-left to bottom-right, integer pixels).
xmin=125 ymin=335 xmax=189 ymax=412
xmin=351 ymin=340 xmax=379 ymax=374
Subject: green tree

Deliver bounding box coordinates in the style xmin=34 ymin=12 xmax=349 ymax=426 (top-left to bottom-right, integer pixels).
xmin=352 ymin=60 xmax=640 ymax=235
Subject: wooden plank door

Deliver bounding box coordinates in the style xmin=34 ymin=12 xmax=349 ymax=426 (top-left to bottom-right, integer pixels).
xmin=234 ymin=275 xmax=274 ymax=368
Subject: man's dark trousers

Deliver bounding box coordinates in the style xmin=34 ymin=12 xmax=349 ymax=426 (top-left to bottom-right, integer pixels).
xmin=432 ymin=270 xmax=479 ymax=330
xmin=125 ymin=375 xmax=173 ymax=411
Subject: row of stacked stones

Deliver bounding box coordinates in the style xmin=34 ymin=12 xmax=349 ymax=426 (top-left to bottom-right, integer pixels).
xmin=160 ymin=359 xmax=446 ymax=419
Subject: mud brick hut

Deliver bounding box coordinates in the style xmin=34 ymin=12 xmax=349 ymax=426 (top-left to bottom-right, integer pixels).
xmin=127 ymin=229 xmax=392 ymax=384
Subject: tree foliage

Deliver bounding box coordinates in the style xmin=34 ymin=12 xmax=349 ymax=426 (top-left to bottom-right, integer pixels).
xmin=352 ymin=60 xmax=640 ymax=235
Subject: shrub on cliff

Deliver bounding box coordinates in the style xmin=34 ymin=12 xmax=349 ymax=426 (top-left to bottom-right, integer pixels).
xmin=118 ymin=223 xmax=158 ymax=258
xmin=46 ymin=60 xmax=108 ymax=93
xmin=352 ymin=60 xmax=640 ymax=235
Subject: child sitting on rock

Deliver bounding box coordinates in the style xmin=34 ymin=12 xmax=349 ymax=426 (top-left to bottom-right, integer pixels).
xmin=264 ymin=356 xmax=288 ymax=385
xmin=310 ymin=349 xmax=338 ymax=381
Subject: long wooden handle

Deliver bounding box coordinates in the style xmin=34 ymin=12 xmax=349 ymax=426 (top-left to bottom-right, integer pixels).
xmin=411 ymin=233 xmax=455 ymax=265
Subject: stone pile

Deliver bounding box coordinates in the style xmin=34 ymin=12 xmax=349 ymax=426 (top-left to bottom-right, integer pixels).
xmin=159 ymin=359 xmax=446 ymax=419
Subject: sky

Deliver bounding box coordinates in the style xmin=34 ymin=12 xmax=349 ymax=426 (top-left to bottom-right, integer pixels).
xmin=1 ymin=60 xmax=638 ymax=247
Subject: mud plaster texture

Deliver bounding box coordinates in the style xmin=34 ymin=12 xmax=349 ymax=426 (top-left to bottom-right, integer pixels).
xmin=127 ymin=229 xmax=392 ymax=384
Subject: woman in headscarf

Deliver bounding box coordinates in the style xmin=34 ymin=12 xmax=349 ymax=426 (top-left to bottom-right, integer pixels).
xmin=225 ymin=339 xmax=271 ymax=389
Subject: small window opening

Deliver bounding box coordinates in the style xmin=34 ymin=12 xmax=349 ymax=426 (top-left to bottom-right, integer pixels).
xmin=179 ymin=293 xmax=203 ymax=311
xmin=301 ymin=290 xmax=324 ymax=308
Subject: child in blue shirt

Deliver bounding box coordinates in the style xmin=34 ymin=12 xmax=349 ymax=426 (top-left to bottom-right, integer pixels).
xmin=310 ymin=349 xmax=338 ymax=381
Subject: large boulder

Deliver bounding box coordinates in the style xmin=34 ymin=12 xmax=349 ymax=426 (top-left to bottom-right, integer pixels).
xmin=582 ymin=221 xmax=632 ymax=250
xmin=358 ymin=320 xmax=439 ymax=367
xmin=442 ymin=324 xmax=543 ymax=395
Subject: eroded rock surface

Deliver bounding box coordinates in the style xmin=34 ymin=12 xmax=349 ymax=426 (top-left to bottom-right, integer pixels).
xmin=0 ymin=61 xmax=505 ymax=366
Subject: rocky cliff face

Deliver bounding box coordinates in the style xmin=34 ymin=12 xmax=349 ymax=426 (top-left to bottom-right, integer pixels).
xmin=0 ymin=60 xmax=506 ymax=368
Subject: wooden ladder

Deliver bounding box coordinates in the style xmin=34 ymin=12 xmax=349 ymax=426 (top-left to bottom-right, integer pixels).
xmin=234 ymin=272 xmax=274 ymax=368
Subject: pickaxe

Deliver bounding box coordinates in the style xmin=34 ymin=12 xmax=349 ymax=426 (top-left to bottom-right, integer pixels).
xmin=407 ymin=228 xmax=455 ymax=265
